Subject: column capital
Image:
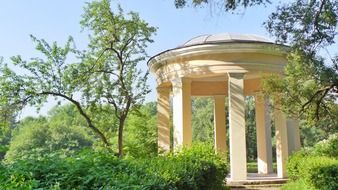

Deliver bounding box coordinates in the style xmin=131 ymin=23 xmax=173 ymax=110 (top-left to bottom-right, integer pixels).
xmin=254 ymin=91 xmax=264 ymax=97
xmin=157 ymin=86 xmax=171 ymax=94
xmin=171 ymin=77 xmax=191 ymax=87
xmin=228 ymin=72 xmax=246 ymax=79
xmin=214 ymin=95 xmax=226 ymax=98
xmin=254 ymin=92 xmax=267 ymax=104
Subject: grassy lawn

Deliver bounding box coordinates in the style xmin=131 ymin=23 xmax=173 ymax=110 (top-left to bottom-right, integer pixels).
xmin=247 ymin=162 xmax=277 ymax=173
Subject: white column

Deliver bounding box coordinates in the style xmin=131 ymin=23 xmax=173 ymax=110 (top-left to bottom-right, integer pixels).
xmin=214 ymin=95 xmax=227 ymax=154
xmin=228 ymin=73 xmax=247 ymax=181
xmin=172 ymin=78 xmax=192 ymax=150
xmin=274 ymin=101 xmax=288 ymax=178
xmin=157 ymin=86 xmax=171 ymax=153
xmin=287 ymin=118 xmax=301 ymax=155
xmin=255 ymin=94 xmax=273 ymax=174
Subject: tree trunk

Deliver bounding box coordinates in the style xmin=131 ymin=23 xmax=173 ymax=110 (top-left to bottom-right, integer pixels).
xmin=118 ymin=116 xmax=126 ymax=158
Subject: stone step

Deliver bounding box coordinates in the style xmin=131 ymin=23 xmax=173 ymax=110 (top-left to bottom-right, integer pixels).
xmin=227 ymin=173 xmax=287 ymax=190
xmin=230 ymin=183 xmax=283 ymax=190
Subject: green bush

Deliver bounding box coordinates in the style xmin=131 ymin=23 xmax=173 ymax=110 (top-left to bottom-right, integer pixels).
xmin=285 ymin=135 xmax=338 ymax=190
xmin=0 ymin=144 xmax=228 ymax=190
xmin=138 ymin=143 xmax=228 ymax=189
xmin=124 ymin=102 xmax=158 ymax=158
xmin=0 ymin=144 xmax=8 ymax=160
xmin=312 ymin=133 xmax=338 ymax=158
xmin=5 ymin=116 xmax=93 ymax=162
xmin=286 ymin=150 xmax=309 ymax=180
xmin=281 ymin=179 xmax=307 ymax=190
xmin=301 ymin=156 xmax=338 ymax=190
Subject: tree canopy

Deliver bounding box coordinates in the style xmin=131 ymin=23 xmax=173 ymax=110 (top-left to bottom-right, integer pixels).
xmin=5 ymin=105 xmax=94 ymax=162
xmin=174 ymin=0 xmax=270 ymax=12
xmin=0 ymin=0 xmax=156 ymax=157
xmin=80 ymin=0 xmax=157 ymax=157
xmin=263 ymin=0 xmax=338 ymax=130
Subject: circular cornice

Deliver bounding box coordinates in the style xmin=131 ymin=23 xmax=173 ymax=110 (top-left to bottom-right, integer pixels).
xmin=148 ymin=42 xmax=289 ymax=73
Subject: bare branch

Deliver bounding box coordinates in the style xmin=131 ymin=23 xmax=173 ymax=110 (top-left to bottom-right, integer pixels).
xmin=39 ymin=91 xmax=111 ymax=147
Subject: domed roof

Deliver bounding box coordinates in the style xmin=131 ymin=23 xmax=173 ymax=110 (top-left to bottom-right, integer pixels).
xmin=180 ymin=33 xmax=273 ymax=47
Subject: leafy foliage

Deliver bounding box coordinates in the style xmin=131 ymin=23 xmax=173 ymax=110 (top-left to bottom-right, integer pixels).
xmin=308 ymin=158 xmax=338 ymax=190
xmin=245 ymin=96 xmax=258 ymax=161
xmin=192 ymin=97 xmax=215 ymax=144
xmin=300 ymin=123 xmax=330 ymax=147
xmin=0 ymin=144 xmax=228 ymax=190
xmin=311 ymin=133 xmax=338 ymax=158
xmin=290 ymin=156 xmax=338 ymax=190
xmin=176 ymin=0 xmax=338 ymax=135
xmin=174 ymin=0 xmax=270 ymax=12
xmin=285 ymin=134 xmax=338 ymax=190
xmin=80 ymin=0 xmax=157 ymax=157
xmin=190 ymin=96 xmax=260 ymax=161
xmin=281 ymin=179 xmax=308 ymax=190
xmin=5 ymin=106 xmax=94 ymax=162
xmin=0 ymin=35 xmax=112 ymax=148
xmin=286 ymin=150 xmax=309 ymax=181
xmin=124 ymin=102 xmax=157 ymax=157
xmin=263 ymin=0 xmax=338 ymax=129
xmin=0 ymin=0 xmax=156 ymax=156
xmin=263 ymin=51 xmax=338 ymax=131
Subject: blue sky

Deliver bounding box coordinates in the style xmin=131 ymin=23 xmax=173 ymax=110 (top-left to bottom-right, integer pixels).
xmin=0 ymin=0 xmax=279 ymax=117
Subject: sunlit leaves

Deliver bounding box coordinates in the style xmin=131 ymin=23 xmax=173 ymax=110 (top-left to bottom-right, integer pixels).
xmin=265 ymin=0 xmax=338 ymax=53
xmin=262 ymin=0 xmax=338 ymax=131
xmin=5 ymin=107 xmax=94 ymax=162
xmin=80 ymin=0 xmax=156 ymax=156
xmin=263 ymin=50 xmax=338 ymax=131
xmin=174 ymin=0 xmax=270 ymax=12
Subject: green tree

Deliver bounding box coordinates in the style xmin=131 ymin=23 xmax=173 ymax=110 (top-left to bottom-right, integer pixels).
xmin=0 ymin=0 xmax=156 ymax=158
xmin=80 ymin=0 xmax=156 ymax=157
xmin=0 ymin=60 xmax=16 ymax=132
xmin=0 ymin=108 xmax=15 ymax=160
xmin=0 ymin=71 xmax=17 ymax=159
xmin=263 ymin=0 xmax=338 ymax=131
xmin=174 ymin=0 xmax=270 ymax=12
xmin=191 ymin=97 xmax=214 ymax=144
xmin=5 ymin=105 xmax=94 ymax=162
xmin=124 ymin=102 xmax=157 ymax=157
xmin=190 ymin=96 xmax=259 ymax=161
xmin=246 ymin=96 xmax=257 ymax=161
xmin=0 ymin=36 xmax=111 ymax=148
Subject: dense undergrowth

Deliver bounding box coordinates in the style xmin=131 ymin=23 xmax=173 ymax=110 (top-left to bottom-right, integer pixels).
xmin=282 ymin=134 xmax=338 ymax=190
xmin=0 ymin=144 xmax=228 ymax=190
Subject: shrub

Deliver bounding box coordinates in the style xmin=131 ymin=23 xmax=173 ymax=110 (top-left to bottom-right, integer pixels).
xmin=0 ymin=144 xmax=8 ymax=160
xmin=281 ymin=179 xmax=307 ymax=190
xmin=5 ymin=117 xmax=93 ymax=162
xmin=286 ymin=134 xmax=338 ymax=190
xmin=301 ymin=156 xmax=338 ymax=190
xmin=0 ymin=144 xmax=228 ymax=189
xmin=311 ymin=133 xmax=338 ymax=158
xmin=287 ymin=155 xmax=338 ymax=190
xmin=136 ymin=143 xmax=228 ymax=189
xmin=124 ymin=102 xmax=158 ymax=158
xmin=286 ymin=149 xmax=309 ymax=180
